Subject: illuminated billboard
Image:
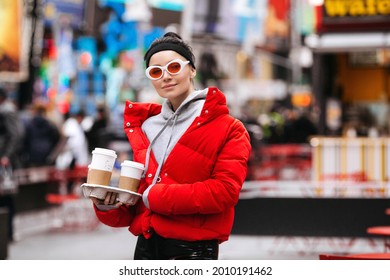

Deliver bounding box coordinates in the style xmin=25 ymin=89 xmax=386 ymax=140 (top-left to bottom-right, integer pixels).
xmin=0 ymin=0 xmax=28 ymax=81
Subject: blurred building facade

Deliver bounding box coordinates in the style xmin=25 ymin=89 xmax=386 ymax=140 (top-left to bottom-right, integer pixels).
xmin=305 ymin=0 xmax=390 ymax=136
xmin=0 ymin=0 xmax=389 ymax=138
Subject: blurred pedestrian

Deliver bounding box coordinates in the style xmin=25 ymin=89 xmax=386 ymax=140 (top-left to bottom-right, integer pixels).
xmin=56 ymin=110 xmax=90 ymax=169
xmin=56 ymin=110 xmax=89 ymax=194
xmin=198 ymin=51 xmax=220 ymax=88
xmin=0 ymin=87 xmax=24 ymax=242
xmin=90 ymin=32 xmax=251 ymax=260
xmin=283 ymin=109 xmax=318 ymax=143
xmin=85 ymin=105 xmax=109 ymax=152
xmin=23 ymin=103 xmax=60 ymax=167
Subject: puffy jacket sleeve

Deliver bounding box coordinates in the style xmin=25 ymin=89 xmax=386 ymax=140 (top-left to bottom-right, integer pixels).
xmin=93 ymin=204 xmax=136 ymax=227
xmin=147 ymin=119 xmax=251 ymax=215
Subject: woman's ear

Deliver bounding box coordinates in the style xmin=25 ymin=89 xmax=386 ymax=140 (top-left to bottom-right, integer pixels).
xmin=191 ymin=69 xmax=197 ymax=79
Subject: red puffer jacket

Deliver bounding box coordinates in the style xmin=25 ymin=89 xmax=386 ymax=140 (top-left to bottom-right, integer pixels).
xmin=94 ymin=87 xmax=251 ymax=243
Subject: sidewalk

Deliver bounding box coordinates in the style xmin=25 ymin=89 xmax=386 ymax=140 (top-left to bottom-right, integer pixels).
xmin=8 ymin=223 xmax=319 ymax=260
xmin=7 ymin=200 xmax=386 ymax=260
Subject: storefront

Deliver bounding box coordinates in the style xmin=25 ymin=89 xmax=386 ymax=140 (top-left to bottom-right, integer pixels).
xmin=305 ymin=0 xmax=390 ymax=135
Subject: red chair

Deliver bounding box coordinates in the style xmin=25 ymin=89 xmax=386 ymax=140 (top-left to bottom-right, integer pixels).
xmin=319 ymin=253 xmax=390 ymax=260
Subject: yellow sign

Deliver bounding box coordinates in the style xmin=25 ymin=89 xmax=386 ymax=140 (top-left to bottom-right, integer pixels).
xmin=324 ymin=0 xmax=390 ymax=17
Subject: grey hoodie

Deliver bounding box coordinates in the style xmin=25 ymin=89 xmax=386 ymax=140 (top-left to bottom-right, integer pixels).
xmin=141 ymin=88 xmax=207 ymax=208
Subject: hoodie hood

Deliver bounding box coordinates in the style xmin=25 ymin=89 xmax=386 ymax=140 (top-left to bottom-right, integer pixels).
xmin=142 ymin=88 xmax=207 ymax=179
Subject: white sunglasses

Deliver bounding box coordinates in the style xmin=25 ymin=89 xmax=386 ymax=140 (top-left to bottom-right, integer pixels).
xmin=145 ymin=59 xmax=190 ymax=80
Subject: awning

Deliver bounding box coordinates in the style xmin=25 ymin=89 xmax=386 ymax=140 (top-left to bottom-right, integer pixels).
xmin=304 ymin=32 xmax=390 ymax=53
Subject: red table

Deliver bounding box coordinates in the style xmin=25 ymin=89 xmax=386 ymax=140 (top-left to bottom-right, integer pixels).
xmin=367 ymin=226 xmax=390 ymax=252
xmin=320 ymin=253 xmax=390 ymax=260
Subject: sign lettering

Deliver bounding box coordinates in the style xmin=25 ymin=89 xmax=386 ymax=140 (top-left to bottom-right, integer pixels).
xmin=324 ymin=0 xmax=390 ymax=17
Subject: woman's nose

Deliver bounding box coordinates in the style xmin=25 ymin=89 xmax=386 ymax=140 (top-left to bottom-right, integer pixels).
xmin=162 ymin=69 xmax=172 ymax=79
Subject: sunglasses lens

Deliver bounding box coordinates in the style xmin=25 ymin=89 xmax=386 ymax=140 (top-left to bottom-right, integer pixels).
xmin=148 ymin=67 xmax=162 ymax=79
xmin=167 ymin=62 xmax=182 ymax=74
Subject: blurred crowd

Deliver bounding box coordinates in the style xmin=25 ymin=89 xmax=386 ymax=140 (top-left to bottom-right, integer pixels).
xmin=0 ymin=86 xmax=120 ymax=241
xmin=0 ymin=93 xmax=122 ymax=173
xmin=240 ymin=100 xmax=318 ymax=152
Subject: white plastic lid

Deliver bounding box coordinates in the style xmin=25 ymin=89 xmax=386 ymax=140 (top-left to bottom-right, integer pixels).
xmin=121 ymin=160 xmax=145 ymax=170
xmin=92 ymin=148 xmax=117 ymax=158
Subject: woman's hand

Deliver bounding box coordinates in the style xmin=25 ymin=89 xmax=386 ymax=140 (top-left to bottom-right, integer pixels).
xmin=91 ymin=192 xmax=123 ymax=207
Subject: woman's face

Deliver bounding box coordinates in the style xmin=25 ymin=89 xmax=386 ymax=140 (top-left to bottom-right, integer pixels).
xmin=148 ymin=50 xmax=196 ymax=111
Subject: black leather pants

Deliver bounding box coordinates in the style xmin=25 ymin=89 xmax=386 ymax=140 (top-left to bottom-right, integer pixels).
xmin=134 ymin=233 xmax=219 ymax=260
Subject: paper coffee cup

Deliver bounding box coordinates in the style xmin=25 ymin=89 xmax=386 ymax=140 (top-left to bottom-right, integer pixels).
xmin=118 ymin=160 xmax=145 ymax=193
xmin=89 ymin=148 xmax=117 ymax=171
xmin=87 ymin=148 xmax=117 ymax=186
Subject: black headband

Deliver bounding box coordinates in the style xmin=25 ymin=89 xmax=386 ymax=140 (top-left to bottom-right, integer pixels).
xmin=144 ymin=42 xmax=196 ymax=69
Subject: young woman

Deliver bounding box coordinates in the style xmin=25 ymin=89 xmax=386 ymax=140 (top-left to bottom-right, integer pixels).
xmin=91 ymin=32 xmax=251 ymax=260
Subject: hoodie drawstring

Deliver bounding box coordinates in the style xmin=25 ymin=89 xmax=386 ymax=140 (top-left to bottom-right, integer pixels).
xmin=142 ymin=113 xmax=178 ymax=184
xmin=151 ymin=114 xmax=178 ymax=185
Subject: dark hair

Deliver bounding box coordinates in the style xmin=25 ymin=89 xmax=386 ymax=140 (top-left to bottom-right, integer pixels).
xmin=144 ymin=32 xmax=196 ymax=69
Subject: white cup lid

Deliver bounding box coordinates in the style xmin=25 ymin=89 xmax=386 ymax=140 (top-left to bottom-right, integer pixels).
xmin=92 ymin=148 xmax=117 ymax=158
xmin=121 ymin=160 xmax=145 ymax=170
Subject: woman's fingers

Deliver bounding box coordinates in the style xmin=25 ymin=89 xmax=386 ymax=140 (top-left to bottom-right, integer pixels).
xmin=115 ymin=201 xmax=124 ymax=207
xmin=92 ymin=192 xmax=121 ymax=206
xmin=91 ymin=197 xmax=103 ymax=205
xmin=104 ymin=192 xmax=118 ymax=205
xmin=109 ymin=192 xmax=117 ymax=205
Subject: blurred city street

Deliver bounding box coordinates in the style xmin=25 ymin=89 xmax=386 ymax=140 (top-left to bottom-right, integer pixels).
xmin=6 ymin=201 xmax=318 ymax=260
xmin=6 ymin=199 xmax=385 ymax=260
xmin=8 ymin=222 xmax=318 ymax=260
